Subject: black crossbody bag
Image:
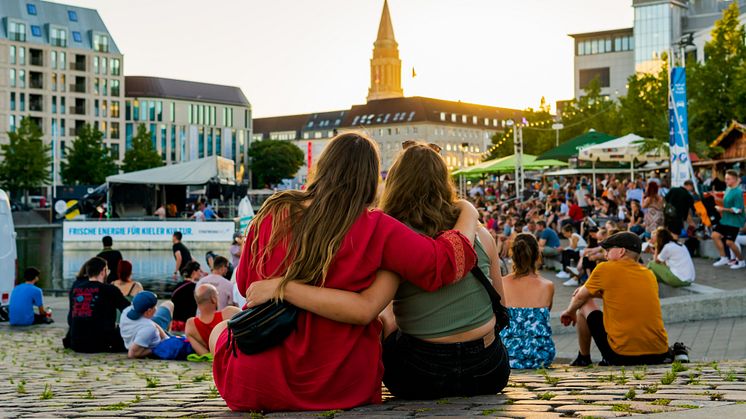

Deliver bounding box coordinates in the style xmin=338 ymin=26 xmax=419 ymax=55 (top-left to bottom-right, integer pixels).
xmin=470 ymin=266 xmax=510 ymax=332
xmin=226 ymin=300 xmax=299 ymax=357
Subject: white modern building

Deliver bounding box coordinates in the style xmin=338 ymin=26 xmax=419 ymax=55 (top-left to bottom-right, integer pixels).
xmin=124 ymin=76 xmax=251 ymax=182
xmin=570 ymin=0 xmax=746 ymax=100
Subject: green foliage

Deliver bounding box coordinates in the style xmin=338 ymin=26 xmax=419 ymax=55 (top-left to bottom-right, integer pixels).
xmin=144 ymin=376 xmax=160 ymax=388
xmin=537 ymin=392 xmax=556 ymax=400
xmin=624 ymin=388 xmax=636 ymax=400
xmin=122 ymin=125 xmax=163 ymax=173
xmin=248 ymin=139 xmax=304 ymax=186
xmin=0 ymin=117 xmax=51 ymax=199
xmin=652 ymin=399 xmax=671 ymax=406
xmin=60 ymin=124 xmax=118 ymax=185
xmin=619 ymin=66 xmax=669 ymax=142
xmin=484 ymin=97 xmax=555 ymax=160
xmin=661 ymin=371 xmax=677 ymax=385
xmin=688 ymin=2 xmax=746 ymax=147
xmin=672 ymin=361 xmax=688 ymax=373
xmin=560 ymin=78 xmax=622 ymax=141
xmin=39 ymin=384 xmax=53 ymax=400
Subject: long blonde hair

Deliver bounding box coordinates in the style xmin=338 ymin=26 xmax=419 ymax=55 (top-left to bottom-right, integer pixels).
xmin=379 ymin=142 xmax=459 ymax=237
xmin=249 ymin=132 xmax=380 ymax=297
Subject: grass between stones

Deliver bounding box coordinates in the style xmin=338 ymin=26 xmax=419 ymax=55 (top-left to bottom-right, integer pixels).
xmin=661 ymin=371 xmax=677 ymax=385
xmin=651 ymin=399 xmax=671 ymax=406
xmin=536 ymin=392 xmax=556 ymax=400
xmin=39 ymin=383 xmax=53 ymax=400
xmin=624 ymin=388 xmax=636 ymax=400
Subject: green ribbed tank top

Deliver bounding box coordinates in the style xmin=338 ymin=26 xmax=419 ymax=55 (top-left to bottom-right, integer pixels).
xmin=393 ymin=238 xmax=494 ymax=339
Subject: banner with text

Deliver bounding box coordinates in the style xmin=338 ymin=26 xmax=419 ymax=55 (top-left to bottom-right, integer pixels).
xmin=669 ymin=66 xmax=694 ymax=187
xmin=63 ymin=221 xmax=235 ymax=242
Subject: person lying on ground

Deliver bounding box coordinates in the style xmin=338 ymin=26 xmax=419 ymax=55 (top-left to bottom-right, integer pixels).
xmin=119 ymin=292 xmax=174 ymax=359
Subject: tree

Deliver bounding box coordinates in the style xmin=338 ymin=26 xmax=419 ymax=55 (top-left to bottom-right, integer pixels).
xmin=248 ymin=140 xmax=304 ymax=186
xmin=0 ymin=117 xmax=51 ymax=202
xmin=60 ymin=124 xmax=118 ymax=185
xmin=619 ymin=65 xmax=669 ymax=142
xmin=688 ymin=2 xmax=746 ymax=147
xmin=483 ymin=97 xmax=555 ymax=161
xmin=559 ymin=78 xmax=622 ymax=141
xmin=122 ymin=125 xmax=163 ymax=173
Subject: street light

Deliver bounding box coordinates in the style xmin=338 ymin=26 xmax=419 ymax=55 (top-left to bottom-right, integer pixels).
xmin=552 ymin=123 xmax=564 ymax=147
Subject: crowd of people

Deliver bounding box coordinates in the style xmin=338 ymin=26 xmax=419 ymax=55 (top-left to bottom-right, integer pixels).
xmin=4 ymin=130 xmax=746 ymax=413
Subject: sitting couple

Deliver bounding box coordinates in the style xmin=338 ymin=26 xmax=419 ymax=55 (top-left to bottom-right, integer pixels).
xmin=561 ymin=231 xmax=688 ymax=366
xmin=209 ymin=134 xmax=510 ymax=412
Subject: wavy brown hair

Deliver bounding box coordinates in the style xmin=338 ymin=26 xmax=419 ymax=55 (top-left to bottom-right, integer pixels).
xmin=249 ymin=132 xmax=380 ymax=297
xmin=379 ymin=142 xmax=459 ymax=237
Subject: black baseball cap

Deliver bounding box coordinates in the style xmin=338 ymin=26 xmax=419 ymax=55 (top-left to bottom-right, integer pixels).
xmin=600 ymin=231 xmax=642 ymax=254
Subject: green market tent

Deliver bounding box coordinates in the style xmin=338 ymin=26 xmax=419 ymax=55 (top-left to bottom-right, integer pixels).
xmin=452 ymin=154 xmax=566 ymax=175
xmin=536 ymin=130 xmax=615 ymax=161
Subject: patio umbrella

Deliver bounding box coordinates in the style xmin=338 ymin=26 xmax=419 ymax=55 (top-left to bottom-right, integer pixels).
xmin=536 ymin=130 xmax=615 ymax=161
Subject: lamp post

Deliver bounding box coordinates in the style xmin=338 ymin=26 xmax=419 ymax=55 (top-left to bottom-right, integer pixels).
xmin=552 ymin=123 xmax=564 ymax=147
xmin=459 ymin=142 xmax=469 ymax=198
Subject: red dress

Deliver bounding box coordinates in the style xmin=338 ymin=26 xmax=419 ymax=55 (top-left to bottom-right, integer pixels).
xmin=213 ymin=209 xmax=476 ymax=412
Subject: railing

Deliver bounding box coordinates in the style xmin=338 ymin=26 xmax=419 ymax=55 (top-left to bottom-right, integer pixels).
xmin=69 ymin=61 xmax=86 ymax=71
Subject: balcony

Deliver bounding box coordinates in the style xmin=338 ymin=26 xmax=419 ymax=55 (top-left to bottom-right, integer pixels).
xmin=30 ymin=49 xmax=43 ymax=66
xmin=69 ymin=83 xmax=86 ymax=93
xmin=69 ymin=127 xmax=81 ymax=137
xmin=69 ymin=61 xmax=86 ymax=72
xmin=29 ymin=94 xmax=43 ymax=112
xmin=30 ymin=72 xmax=44 ymax=89
xmin=69 ymin=106 xmax=86 ymax=115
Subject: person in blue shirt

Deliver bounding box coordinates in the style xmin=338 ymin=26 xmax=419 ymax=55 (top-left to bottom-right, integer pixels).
xmin=536 ymin=220 xmax=561 ymax=258
xmin=9 ymin=267 xmax=52 ymax=326
xmin=203 ymin=204 xmax=220 ymax=220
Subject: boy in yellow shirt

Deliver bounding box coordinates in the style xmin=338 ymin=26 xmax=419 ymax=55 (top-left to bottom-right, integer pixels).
xmin=560 ymin=232 xmax=687 ymax=366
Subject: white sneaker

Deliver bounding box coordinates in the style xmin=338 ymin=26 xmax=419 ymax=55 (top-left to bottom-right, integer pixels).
xmin=556 ymin=271 xmax=571 ymax=279
xmin=563 ymin=278 xmax=579 ymax=287
xmin=567 ymin=266 xmax=580 ymax=276
xmin=713 ymin=257 xmax=731 ymax=267
xmin=731 ymin=260 xmax=746 ymax=270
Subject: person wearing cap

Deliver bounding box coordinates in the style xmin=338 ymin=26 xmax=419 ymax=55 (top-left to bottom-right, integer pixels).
xmin=560 ymin=232 xmax=677 ymax=366
xmin=119 ymin=292 xmax=174 ymax=359
xmin=9 ymin=267 xmax=52 ymax=326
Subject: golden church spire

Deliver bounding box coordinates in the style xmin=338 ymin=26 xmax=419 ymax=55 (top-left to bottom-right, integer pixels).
xmin=367 ymin=0 xmax=404 ymax=102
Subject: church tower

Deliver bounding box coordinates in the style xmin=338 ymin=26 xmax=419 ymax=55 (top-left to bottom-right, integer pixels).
xmin=367 ymin=0 xmax=404 ymax=102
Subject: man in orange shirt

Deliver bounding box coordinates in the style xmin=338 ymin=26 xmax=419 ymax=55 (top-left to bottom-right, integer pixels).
xmin=560 ymin=232 xmax=686 ymax=366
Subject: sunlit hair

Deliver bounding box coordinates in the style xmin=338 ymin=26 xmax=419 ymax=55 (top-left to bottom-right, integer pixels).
xmin=510 ymin=233 xmax=540 ymax=277
xmin=379 ymin=141 xmax=459 ymax=237
xmin=644 ymin=181 xmax=659 ymax=198
xmin=249 ymin=132 xmax=380 ymax=297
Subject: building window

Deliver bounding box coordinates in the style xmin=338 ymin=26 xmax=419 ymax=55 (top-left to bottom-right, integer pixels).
xmin=10 ymin=93 xmax=16 ymax=111
xmin=198 ymin=127 xmax=204 ymax=158
xmin=9 ymin=116 xmax=16 ymax=133
xmin=59 ymin=51 xmax=65 ymax=69
xmin=170 ymin=102 xmax=175 ymax=122
xmin=72 ymin=31 xmax=82 ymax=43
xmin=50 ymin=51 xmax=56 ymax=69
xmin=93 ymin=57 xmax=99 ymax=74
xmin=93 ymin=34 xmax=110 ymax=53
xmin=30 ymin=25 xmax=41 ymax=37
xmin=160 ymin=125 xmax=167 ymax=159
xmin=68 ymin=10 xmax=78 ymax=22
xmin=94 ymin=78 xmax=99 ymax=95
xmin=26 ymin=3 xmax=37 ymax=15
xmin=18 ymin=47 xmax=25 ymax=65
xmin=244 ymin=110 xmax=249 ymax=129
xmin=149 ymin=101 xmax=156 ymax=120
xmin=110 ymin=58 xmax=121 ymax=76
xmin=579 ymin=67 xmax=611 ymax=89
xmin=10 ymin=46 xmax=16 ymax=65
xmin=94 ymin=99 xmax=100 ymax=117
xmin=60 ymin=97 xmax=65 ymax=114
xmin=125 ymin=100 xmax=131 ymax=120
xmin=111 ymin=100 xmax=120 ymax=118
xmin=101 ymin=57 xmax=107 ymax=75
xmin=51 ymin=28 xmax=67 ymax=47
xmin=451 ymin=113 xmax=457 ymax=123
xmin=9 ymin=22 xmax=26 ymax=42
xmin=216 ymin=130 xmax=222 ymax=156
xmin=156 ymin=101 xmax=163 ymax=121
xmin=125 ymin=123 xmax=133 ymax=149
xmin=18 ymin=70 xmax=25 ymax=88
xmin=111 ymin=122 xmax=120 ymax=139
xmin=170 ymin=125 xmax=176 ymax=161
xmin=111 ymin=79 xmax=120 ymax=96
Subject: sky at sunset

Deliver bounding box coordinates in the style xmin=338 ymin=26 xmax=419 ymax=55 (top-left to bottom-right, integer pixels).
xmin=62 ymin=0 xmax=633 ymax=117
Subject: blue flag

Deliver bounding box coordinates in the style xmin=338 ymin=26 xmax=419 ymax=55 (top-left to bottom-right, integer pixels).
xmin=668 ymin=67 xmax=694 ymax=187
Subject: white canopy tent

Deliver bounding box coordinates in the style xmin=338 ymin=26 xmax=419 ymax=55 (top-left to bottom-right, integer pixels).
xmin=578 ymin=133 xmax=666 ymax=194
xmin=106 ymin=156 xmax=236 ymax=186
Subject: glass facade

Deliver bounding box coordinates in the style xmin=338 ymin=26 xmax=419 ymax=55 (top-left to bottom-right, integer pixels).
xmin=634 ymin=3 xmax=683 ymax=73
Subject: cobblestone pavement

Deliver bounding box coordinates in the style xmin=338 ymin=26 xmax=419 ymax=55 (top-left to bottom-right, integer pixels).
xmin=3 ymin=326 xmax=746 ymax=418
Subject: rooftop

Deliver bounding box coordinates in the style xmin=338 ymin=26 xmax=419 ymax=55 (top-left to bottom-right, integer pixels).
xmin=124 ymin=76 xmax=250 ymax=107
xmin=0 ymin=0 xmax=120 ymax=53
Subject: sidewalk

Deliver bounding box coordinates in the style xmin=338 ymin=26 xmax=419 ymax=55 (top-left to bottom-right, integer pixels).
xmin=2 ymin=325 xmax=746 ymax=418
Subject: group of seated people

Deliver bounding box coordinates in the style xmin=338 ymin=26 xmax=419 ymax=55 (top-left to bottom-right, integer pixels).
xmin=61 ymin=253 xmax=239 ymax=360
xmin=8 ymin=133 xmax=711 ymax=414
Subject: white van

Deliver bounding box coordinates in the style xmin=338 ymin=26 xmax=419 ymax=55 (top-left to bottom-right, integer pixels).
xmin=0 ymin=189 xmax=17 ymax=309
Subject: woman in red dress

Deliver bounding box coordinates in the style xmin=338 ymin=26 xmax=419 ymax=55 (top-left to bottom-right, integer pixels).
xmin=210 ymin=133 xmax=479 ymax=412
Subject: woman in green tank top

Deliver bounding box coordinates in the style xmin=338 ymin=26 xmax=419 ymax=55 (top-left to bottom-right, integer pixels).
xmin=245 ymin=141 xmax=511 ymax=399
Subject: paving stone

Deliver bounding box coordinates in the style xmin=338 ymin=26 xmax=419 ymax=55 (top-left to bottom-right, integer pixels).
xmin=555 ymin=403 xmax=613 ymax=412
